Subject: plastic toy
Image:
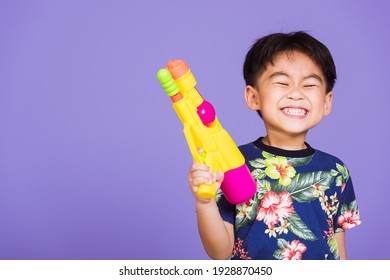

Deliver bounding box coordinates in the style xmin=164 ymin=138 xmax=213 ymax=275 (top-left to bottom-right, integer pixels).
xmin=157 ymin=59 xmax=256 ymax=204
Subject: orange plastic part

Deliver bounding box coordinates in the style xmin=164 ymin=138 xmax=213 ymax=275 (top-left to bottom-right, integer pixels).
xmin=166 ymin=59 xmax=190 ymax=80
xmin=170 ymin=92 xmax=183 ymax=102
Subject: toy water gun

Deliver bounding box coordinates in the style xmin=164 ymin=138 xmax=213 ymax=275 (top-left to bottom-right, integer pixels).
xmin=157 ymin=59 xmax=256 ymax=204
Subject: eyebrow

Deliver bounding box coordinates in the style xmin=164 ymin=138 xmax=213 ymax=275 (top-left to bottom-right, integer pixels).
xmin=303 ymin=73 xmax=324 ymax=84
xmin=268 ymin=71 xmax=289 ymax=79
xmin=268 ymin=71 xmax=323 ymax=84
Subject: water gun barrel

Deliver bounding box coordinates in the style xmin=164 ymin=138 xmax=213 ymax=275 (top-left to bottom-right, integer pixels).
xmin=156 ymin=68 xmax=183 ymax=102
xmin=157 ymin=59 xmax=257 ymax=204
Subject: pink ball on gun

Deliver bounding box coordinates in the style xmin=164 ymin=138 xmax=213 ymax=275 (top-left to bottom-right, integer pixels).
xmin=197 ymin=100 xmax=216 ymax=127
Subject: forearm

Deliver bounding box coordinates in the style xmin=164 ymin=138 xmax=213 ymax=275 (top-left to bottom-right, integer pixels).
xmin=196 ymin=199 xmax=234 ymax=260
xmin=335 ymin=232 xmax=346 ymax=260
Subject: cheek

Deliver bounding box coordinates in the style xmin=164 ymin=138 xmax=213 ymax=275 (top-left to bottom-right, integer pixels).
xmin=259 ymin=91 xmax=282 ymax=105
xmin=308 ymin=94 xmax=326 ymax=108
xmin=309 ymin=101 xmax=327 ymax=119
xmin=259 ymin=98 xmax=280 ymax=114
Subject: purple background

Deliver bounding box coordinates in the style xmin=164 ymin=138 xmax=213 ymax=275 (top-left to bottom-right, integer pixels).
xmin=0 ymin=0 xmax=389 ymax=260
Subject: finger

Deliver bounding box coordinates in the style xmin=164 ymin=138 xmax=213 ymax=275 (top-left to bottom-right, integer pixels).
xmin=190 ymin=169 xmax=214 ymax=179
xmin=190 ymin=162 xmax=211 ymax=173
xmin=189 ymin=174 xmax=214 ymax=187
xmin=213 ymin=171 xmax=224 ymax=183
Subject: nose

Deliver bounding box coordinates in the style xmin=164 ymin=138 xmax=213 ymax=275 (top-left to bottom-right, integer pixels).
xmin=286 ymin=87 xmax=304 ymax=100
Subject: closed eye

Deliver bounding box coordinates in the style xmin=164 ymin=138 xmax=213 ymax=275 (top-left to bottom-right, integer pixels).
xmin=276 ymin=82 xmax=289 ymax=86
xmin=304 ymin=84 xmax=317 ymax=88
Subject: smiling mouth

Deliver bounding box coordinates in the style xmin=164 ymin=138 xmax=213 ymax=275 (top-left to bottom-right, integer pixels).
xmin=281 ymin=107 xmax=308 ymax=117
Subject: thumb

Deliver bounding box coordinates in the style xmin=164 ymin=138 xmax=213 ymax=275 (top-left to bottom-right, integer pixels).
xmin=213 ymin=171 xmax=224 ymax=192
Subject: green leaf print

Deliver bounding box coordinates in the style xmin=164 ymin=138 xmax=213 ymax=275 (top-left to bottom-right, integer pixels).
xmin=336 ymin=163 xmax=349 ymax=180
xmin=249 ymin=158 xmax=266 ymax=169
xmin=327 ymin=237 xmax=340 ymax=260
xmin=273 ymin=249 xmax=283 ymax=260
xmin=349 ymin=200 xmax=358 ymax=212
xmin=286 ymin=212 xmax=317 ymax=241
xmin=251 ymin=169 xmax=265 ymax=180
xmin=235 ymin=180 xmax=271 ymax=231
xmin=339 ymin=199 xmax=359 ymax=217
xmin=256 ymin=179 xmax=271 ymax=198
xmin=273 ymin=238 xmax=288 ymax=260
xmin=288 ymin=155 xmax=314 ymax=167
xmin=215 ymin=189 xmax=224 ymax=203
xmin=336 ymin=175 xmax=343 ymax=187
xmin=235 ymin=196 xmax=260 ymax=231
xmin=272 ymin=171 xmax=335 ymax=203
xmin=262 ymin=151 xmax=273 ymax=159
xmin=277 ymin=238 xmax=288 ymax=249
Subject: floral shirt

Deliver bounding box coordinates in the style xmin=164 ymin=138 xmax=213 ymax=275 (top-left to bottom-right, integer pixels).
xmin=217 ymin=138 xmax=361 ymax=260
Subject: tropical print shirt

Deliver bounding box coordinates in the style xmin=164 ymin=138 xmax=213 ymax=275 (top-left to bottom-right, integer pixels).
xmin=217 ymin=137 xmax=361 ymax=260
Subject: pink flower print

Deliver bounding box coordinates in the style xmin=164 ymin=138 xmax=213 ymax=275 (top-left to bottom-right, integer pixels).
xmin=232 ymin=238 xmax=252 ymax=260
xmin=256 ymin=190 xmax=294 ymax=226
xmin=323 ymin=219 xmax=334 ymax=240
xmin=337 ymin=210 xmax=361 ymax=230
xmin=265 ymin=224 xmax=277 ymax=238
xmin=277 ymin=219 xmax=289 ymax=235
xmin=341 ymin=182 xmax=346 ymax=193
xmin=282 ymin=240 xmax=307 ymax=260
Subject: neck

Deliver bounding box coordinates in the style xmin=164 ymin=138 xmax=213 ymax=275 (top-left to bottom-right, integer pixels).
xmin=262 ymin=131 xmax=307 ymax=151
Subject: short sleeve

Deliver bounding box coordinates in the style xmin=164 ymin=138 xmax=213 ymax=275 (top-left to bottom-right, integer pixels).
xmin=217 ymin=195 xmax=235 ymax=225
xmin=333 ymin=170 xmax=362 ymax=233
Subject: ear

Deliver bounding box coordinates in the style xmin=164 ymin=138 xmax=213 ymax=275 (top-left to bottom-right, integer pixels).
xmin=244 ymin=85 xmax=261 ymax=111
xmin=323 ymin=91 xmax=333 ymax=116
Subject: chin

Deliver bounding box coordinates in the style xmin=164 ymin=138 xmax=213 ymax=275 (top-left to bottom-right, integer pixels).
xmin=279 ymin=125 xmax=310 ymax=136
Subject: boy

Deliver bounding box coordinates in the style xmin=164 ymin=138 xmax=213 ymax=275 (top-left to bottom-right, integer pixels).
xmin=188 ymin=31 xmax=361 ymax=260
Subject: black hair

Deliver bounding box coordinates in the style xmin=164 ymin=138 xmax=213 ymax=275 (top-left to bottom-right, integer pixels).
xmin=243 ymin=31 xmax=337 ymax=118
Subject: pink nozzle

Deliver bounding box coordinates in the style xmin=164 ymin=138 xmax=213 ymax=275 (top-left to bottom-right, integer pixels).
xmin=197 ymin=100 xmax=216 ymax=127
xmin=220 ymin=164 xmax=257 ymax=204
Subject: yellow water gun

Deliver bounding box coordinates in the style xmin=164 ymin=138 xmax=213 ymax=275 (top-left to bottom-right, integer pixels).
xmin=157 ymin=59 xmax=256 ymax=204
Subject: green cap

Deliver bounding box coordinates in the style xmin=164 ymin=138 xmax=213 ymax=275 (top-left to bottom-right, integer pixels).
xmin=157 ymin=69 xmax=180 ymax=97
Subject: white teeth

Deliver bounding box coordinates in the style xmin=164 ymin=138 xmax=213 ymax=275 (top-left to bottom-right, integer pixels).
xmin=282 ymin=108 xmax=307 ymax=116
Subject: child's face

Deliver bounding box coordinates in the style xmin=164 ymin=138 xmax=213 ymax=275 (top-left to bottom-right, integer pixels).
xmin=245 ymin=51 xmax=333 ymax=137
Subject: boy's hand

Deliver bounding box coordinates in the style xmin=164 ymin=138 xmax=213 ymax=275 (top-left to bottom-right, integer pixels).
xmin=188 ymin=162 xmax=224 ymax=203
